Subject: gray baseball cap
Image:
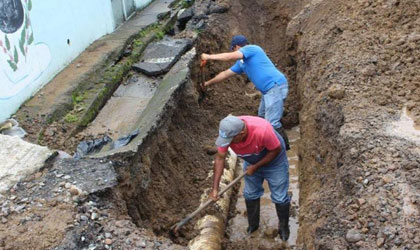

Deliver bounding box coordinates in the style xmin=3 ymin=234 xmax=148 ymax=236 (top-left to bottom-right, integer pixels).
xmin=216 ymin=115 xmax=245 ymax=147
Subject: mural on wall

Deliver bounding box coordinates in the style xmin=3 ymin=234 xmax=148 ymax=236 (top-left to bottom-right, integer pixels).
xmin=0 ymin=0 xmax=51 ymax=100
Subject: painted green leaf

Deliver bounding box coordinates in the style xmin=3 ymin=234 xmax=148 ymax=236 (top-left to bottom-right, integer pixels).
xmin=28 ymin=0 xmax=32 ymax=11
xmin=5 ymin=35 xmax=10 ymax=50
xmin=21 ymin=27 xmax=26 ymax=42
xmin=19 ymin=41 xmax=25 ymax=56
xmin=20 ymin=28 xmax=26 ymax=55
xmin=7 ymin=60 xmax=17 ymax=71
xmin=14 ymin=46 xmax=18 ymax=64
xmin=28 ymin=33 xmax=34 ymax=44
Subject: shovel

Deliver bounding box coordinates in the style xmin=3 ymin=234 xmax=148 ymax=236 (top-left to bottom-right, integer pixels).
xmin=170 ymin=171 xmax=247 ymax=236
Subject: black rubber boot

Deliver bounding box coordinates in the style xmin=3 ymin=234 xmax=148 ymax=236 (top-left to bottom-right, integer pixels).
xmin=245 ymin=198 xmax=260 ymax=234
xmin=275 ymin=127 xmax=290 ymax=151
xmin=275 ymin=202 xmax=290 ymax=241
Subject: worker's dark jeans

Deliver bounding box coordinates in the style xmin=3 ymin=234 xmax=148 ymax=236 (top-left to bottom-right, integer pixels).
xmin=258 ymin=84 xmax=288 ymax=129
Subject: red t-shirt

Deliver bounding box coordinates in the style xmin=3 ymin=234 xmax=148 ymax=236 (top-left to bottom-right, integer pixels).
xmin=217 ymin=116 xmax=280 ymax=158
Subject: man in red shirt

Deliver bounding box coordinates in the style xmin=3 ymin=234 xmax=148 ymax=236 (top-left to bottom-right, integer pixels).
xmin=210 ymin=115 xmax=291 ymax=241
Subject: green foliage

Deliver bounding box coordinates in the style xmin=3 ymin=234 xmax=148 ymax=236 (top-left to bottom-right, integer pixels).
xmin=181 ymin=0 xmax=194 ymax=8
xmin=138 ymin=23 xmax=161 ymax=38
xmin=133 ymin=39 xmax=143 ymax=46
xmin=28 ymin=0 xmax=32 ymax=11
xmin=37 ymin=129 xmax=44 ymax=144
xmin=155 ymin=30 xmax=165 ymax=40
xmin=72 ymin=92 xmax=85 ymax=104
xmin=64 ymin=113 xmax=78 ymax=123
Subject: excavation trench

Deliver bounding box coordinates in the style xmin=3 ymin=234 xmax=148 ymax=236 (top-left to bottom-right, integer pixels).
xmin=108 ymin=0 xmax=303 ymax=248
xmin=2 ymin=0 xmax=419 ymax=249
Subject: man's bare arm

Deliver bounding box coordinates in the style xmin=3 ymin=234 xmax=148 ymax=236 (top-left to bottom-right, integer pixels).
xmin=202 ymin=51 xmax=243 ymax=61
xmin=204 ymin=69 xmax=236 ymax=87
xmin=210 ymin=150 xmax=228 ymax=200
xmin=246 ymin=146 xmax=281 ymax=175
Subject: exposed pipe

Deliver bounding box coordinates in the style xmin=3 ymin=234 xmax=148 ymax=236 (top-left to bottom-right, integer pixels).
xmin=188 ymin=148 xmax=238 ymax=250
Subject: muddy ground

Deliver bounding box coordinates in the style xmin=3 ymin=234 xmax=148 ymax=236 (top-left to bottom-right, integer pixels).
xmin=2 ymin=0 xmax=420 ymax=249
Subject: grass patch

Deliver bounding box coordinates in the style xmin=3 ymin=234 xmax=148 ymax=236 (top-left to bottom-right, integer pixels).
xmin=64 ymin=113 xmax=79 ymax=123
xmin=155 ymin=30 xmax=165 ymax=40
xmin=37 ymin=129 xmax=45 ymax=144
xmin=180 ymin=0 xmax=194 ymax=8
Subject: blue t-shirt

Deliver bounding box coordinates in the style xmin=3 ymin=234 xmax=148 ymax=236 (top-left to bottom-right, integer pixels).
xmin=230 ymin=45 xmax=287 ymax=94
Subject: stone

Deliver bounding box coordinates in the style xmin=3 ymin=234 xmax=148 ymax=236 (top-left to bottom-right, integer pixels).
xmin=132 ymin=38 xmax=192 ymax=76
xmin=80 ymin=215 xmax=88 ymax=221
xmin=157 ymin=11 xmax=170 ymax=21
xmin=204 ymin=146 xmax=217 ymax=155
xmin=91 ymin=212 xmax=99 ymax=220
xmin=346 ymin=229 xmax=362 ymax=243
xmin=69 ymin=186 xmax=80 ymax=196
xmin=264 ymin=227 xmax=278 ymax=238
xmin=105 ymin=232 xmax=112 ymax=239
xmin=357 ymin=198 xmax=366 ymax=206
xmin=105 ymin=239 xmax=113 ymax=245
xmin=328 ymin=84 xmax=345 ymax=99
xmin=208 ymin=3 xmax=230 ymax=14
xmin=137 ymin=240 xmax=147 ymax=248
xmin=177 ymin=7 xmax=194 ymax=26
xmin=382 ymin=175 xmax=392 ymax=183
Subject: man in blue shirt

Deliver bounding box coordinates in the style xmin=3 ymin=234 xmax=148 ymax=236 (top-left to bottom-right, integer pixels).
xmin=201 ymin=35 xmax=290 ymax=150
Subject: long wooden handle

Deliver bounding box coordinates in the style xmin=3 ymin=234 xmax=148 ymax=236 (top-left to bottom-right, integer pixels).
xmin=172 ymin=171 xmax=247 ymax=231
xmin=190 ymin=171 xmax=246 ymax=218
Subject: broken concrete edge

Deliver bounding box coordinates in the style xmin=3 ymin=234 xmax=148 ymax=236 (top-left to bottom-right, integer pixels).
xmin=41 ymin=11 xmax=180 ymax=137
xmin=76 ymin=17 xmax=180 ymax=131
xmin=0 ymin=134 xmax=55 ymax=194
xmin=189 ymin=148 xmax=238 ymax=250
xmin=91 ymin=46 xmax=197 ymax=159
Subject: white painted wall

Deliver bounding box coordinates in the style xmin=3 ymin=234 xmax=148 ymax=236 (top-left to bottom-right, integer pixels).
xmin=0 ymin=0 xmax=151 ymax=123
xmin=135 ymin=0 xmax=153 ymax=10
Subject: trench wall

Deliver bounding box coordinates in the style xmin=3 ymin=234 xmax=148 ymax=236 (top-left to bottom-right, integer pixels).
xmin=289 ymin=0 xmax=420 ymax=248
xmin=0 ymin=0 xmax=151 ymax=122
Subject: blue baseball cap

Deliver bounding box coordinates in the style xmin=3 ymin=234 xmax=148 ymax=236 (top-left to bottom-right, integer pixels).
xmin=230 ymin=35 xmax=248 ymax=50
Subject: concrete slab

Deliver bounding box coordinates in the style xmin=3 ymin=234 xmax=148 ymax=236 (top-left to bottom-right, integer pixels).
xmin=0 ymin=134 xmax=54 ymax=194
xmin=93 ymin=47 xmax=196 ymax=158
xmin=130 ymin=0 xmax=175 ymax=28
xmin=83 ymin=73 xmax=158 ymax=139
xmin=133 ymin=37 xmax=192 ymax=76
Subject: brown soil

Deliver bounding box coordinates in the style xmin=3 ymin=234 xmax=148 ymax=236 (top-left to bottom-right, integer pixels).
xmin=2 ymin=0 xmax=419 ymax=249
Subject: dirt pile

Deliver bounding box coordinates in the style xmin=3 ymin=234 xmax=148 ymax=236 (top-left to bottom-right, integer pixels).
xmin=289 ymin=0 xmax=420 ymax=248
